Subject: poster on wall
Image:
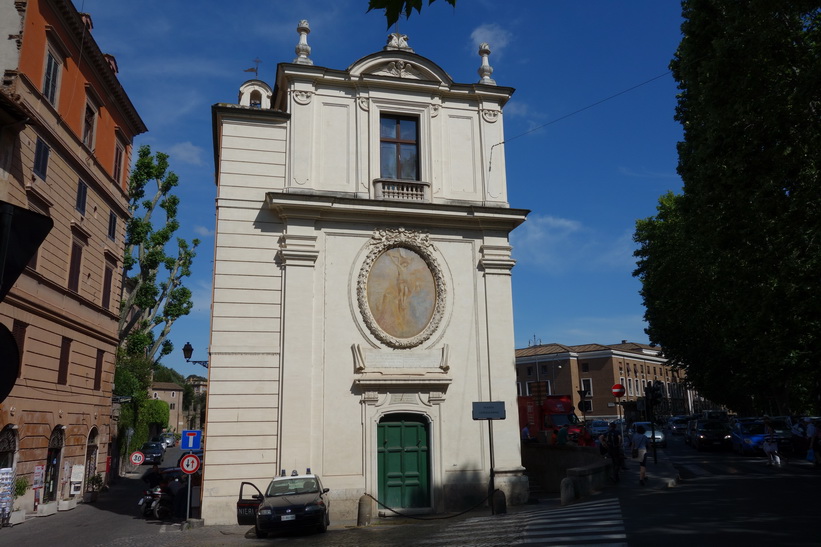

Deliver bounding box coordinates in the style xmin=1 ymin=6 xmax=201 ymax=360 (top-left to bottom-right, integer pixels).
xmin=33 ymin=464 xmax=44 ymax=489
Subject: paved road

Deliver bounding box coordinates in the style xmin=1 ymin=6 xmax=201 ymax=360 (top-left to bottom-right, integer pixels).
xmin=4 ymin=437 xmax=818 ymax=545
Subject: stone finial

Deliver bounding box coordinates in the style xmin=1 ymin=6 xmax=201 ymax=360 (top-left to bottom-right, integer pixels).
xmin=384 ymin=32 xmax=414 ymax=53
xmin=477 ymin=43 xmax=496 ymax=85
xmin=293 ymin=20 xmax=313 ymax=65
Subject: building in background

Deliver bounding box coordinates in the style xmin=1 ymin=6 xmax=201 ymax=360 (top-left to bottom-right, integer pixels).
xmin=150 ymin=382 xmax=184 ymax=434
xmin=0 ymin=0 xmax=145 ymax=516
xmin=515 ymin=341 xmax=696 ymax=421
xmin=203 ymin=24 xmax=528 ymax=523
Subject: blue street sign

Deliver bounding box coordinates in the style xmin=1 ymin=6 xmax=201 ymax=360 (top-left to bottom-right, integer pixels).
xmin=181 ymin=429 xmax=202 ymax=450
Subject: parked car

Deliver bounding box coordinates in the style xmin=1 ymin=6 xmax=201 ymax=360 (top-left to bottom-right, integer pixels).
xmin=237 ymin=473 xmax=330 ymax=538
xmin=731 ymin=419 xmax=792 ymax=455
xmin=692 ymin=420 xmax=732 ymax=451
xmin=667 ymin=417 xmax=689 ymax=435
xmin=631 ymin=422 xmax=667 ymax=449
xmin=161 ymin=433 xmax=176 ymax=448
xmin=588 ymin=420 xmax=610 ymax=438
xmin=140 ymin=442 xmax=165 ymax=465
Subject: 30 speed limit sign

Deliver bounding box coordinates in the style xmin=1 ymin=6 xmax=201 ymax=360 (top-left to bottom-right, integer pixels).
xmin=180 ymin=453 xmax=201 ymax=474
xmin=130 ymin=451 xmax=145 ymax=465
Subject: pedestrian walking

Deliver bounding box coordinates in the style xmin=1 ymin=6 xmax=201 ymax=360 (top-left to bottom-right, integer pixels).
xmin=600 ymin=422 xmax=623 ymax=482
xmin=762 ymin=416 xmax=782 ymax=467
xmin=631 ymin=425 xmax=649 ymax=485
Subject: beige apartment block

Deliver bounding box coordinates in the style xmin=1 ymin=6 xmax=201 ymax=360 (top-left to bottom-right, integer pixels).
xmin=0 ymin=0 xmax=146 ymax=516
xmin=202 ymin=25 xmax=529 ymax=524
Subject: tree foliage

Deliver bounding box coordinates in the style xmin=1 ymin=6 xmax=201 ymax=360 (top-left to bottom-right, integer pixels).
xmin=367 ymin=0 xmax=456 ymax=28
xmin=119 ymin=145 xmax=200 ymax=362
xmin=634 ymin=1 xmax=821 ymax=415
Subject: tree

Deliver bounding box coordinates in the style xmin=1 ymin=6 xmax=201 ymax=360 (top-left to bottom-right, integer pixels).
xmin=634 ymin=1 xmax=821 ymax=415
xmin=119 ymin=145 xmax=200 ymax=362
xmin=367 ymin=0 xmax=456 ymax=28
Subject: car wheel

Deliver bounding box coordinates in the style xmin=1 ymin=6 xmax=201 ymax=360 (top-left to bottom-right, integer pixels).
xmin=254 ymin=523 xmax=267 ymax=539
xmin=317 ymin=512 xmax=328 ymax=533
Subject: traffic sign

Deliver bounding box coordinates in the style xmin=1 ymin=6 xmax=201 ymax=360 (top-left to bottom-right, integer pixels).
xmin=180 ymin=453 xmax=201 ymax=475
xmin=611 ymin=384 xmax=626 ymax=397
xmin=181 ymin=429 xmax=202 ymax=450
xmin=130 ymin=451 xmax=145 ymax=465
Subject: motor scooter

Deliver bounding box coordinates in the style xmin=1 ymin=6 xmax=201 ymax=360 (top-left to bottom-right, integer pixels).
xmin=137 ymin=488 xmax=155 ymax=518
xmin=149 ymin=485 xmax=174 ymax=520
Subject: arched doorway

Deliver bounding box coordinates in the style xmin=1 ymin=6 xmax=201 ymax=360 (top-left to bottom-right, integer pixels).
xmin=0 ymin=426 xmax=16 ymax=469
xmin=84 ymin=428 xmax=98 ymax=491
xmin=43 ymin=427 xmax=64 ymax=503
xmin=377 ymin=413 xmax=430 ymax=509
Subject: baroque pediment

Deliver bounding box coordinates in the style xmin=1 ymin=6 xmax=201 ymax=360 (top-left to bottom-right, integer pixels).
xmin=367 ymin=60 xmax=424 ymax=80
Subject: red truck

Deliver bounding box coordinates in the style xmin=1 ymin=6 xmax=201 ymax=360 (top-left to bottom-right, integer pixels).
xmin=519 ymin=395 xmax=583 ymax=443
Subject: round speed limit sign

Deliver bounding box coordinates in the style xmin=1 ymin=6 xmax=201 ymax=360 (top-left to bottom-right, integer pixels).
xmin=180 ymin=453 xmax=201 ymax=475
xmin=130 ymin=451 xmax=145 ymax=465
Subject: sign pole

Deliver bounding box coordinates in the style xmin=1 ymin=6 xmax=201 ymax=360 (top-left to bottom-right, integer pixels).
xmin=488 ymin=418 xmax=496 ymax=514
xmin=186 ymin=465 xmax=191 ymax=521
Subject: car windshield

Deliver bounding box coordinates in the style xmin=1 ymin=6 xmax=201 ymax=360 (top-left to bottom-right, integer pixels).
xmin=552 ymin=414 xmax=580 ymax=427
xmin=142 ymin=443 xmax=162 ymax=450
xmin=700 ymin=421 xmax=726 ymax=431
xmin=266 ymin=478 xmax=319 ymax=497
xmin=744 ymin=424 xmax=765 ymax=434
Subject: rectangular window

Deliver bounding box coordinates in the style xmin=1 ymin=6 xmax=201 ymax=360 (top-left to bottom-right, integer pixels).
xmin=58 ymin=336 xmax=71 ymax=385
xmin=113 ymin=142 xmax=124 ymax=184
xmin=580 ymin=400 xmax=593 ymax=413
xmin=68 ymin=239 xmax=83 ymax=292
xmin=170 ymin=403 xmax=176 ymax=410
xmin=526 ymin=366 xmax=532 ymax=377
xmin=34 ymin=138 xmax=50 ymax=179
xmin=581 ymin=362 xmax=589 ymax=373
xmin=107 ymin=211 xmax=117 ymax=241
xmin=82 ymin=101 xmax=97 ymax=149
xmin=380 ymin=114 xmax=418 ymax=180
xmin=581 ymin=378 xmax=592 ymax=397
xmin=43 ymin=50 xmax=61 ymax=105
xmin=12 ymin=320 xmax=27 ymax=378
xmin=526 ymin=381 xmax=537 ymax=396
xmin=94 ymin=349 xmax=104 ymax=391
xmin=76 ymin=180 xmax=88 ymax=215
xmin=627 ymin=378 xmax=634 ymax=396
xmin=101 ymin=260 xmax=114 ymax=309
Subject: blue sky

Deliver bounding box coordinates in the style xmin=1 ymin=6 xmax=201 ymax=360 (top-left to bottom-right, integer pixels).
xmin=77 ymin=0 xmax=685 ymax=379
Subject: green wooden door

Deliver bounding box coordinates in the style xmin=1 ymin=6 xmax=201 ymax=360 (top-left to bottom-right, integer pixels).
xmin=377 ymin=415 xmax=430 ymax=508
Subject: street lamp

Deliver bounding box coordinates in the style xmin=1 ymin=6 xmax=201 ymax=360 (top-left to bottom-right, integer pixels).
xmin=182 ymin=342 xmax=208 ymax=368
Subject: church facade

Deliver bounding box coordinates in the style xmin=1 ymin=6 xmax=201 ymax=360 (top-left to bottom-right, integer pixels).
xmin=202 ymin=23 xmax=529 ymax=523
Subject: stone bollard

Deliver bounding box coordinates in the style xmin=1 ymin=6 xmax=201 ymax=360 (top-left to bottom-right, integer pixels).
xmin=357 ymin=494 xmax=372 ymax=527
xmin=492 ymin=489 xmax=507 ymax=515
xmin=559 ymin=477 xmax=577 ymax=506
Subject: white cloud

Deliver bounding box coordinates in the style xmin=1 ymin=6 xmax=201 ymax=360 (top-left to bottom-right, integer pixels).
xmin=470 ymin=23 xmax=512 ymax=60
xmin=167 ymin=141 xmax=205 ymax=166
xmin=194 ymin=225 xmax=214 ymax=237
xmin=511 ymin=214 xmax=637 ymax=274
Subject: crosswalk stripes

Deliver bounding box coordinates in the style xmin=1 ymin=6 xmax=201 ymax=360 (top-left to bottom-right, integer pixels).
xmin=416 ymin=497 xmax=626 ymax=546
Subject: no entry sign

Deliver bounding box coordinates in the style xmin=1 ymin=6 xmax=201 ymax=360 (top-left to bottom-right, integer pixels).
xmin=611 ymin=384 xmax=626 ymax=397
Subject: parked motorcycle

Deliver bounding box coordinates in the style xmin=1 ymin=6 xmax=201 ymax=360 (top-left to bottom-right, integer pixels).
xmin=137 ymin=485 xmax=174 ymax=520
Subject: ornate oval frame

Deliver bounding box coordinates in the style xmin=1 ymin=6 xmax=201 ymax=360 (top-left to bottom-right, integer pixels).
xmin=357 ymin=228 xmax=446 ymax=349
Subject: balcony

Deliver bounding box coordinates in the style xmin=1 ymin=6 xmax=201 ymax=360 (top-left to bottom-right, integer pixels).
xmin=373 ymin=178 xmax=430 ymax=202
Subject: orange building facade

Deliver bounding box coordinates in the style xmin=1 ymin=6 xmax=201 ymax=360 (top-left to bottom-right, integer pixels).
xmin=0 ymin=0 xmax=145 ymax=517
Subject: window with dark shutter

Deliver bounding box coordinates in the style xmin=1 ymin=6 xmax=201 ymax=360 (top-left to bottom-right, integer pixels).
xmin=107 ymin=211 xmax=117 ymax=241
xmin=75 ymin=180 xmax=88 ymax=215
xmin=101 ymin=261 xmax=113 ymax=309
xmin=58 ymin=337 xmax=71 ymax=385
xmin=12 ymin=320 xmax=27 ymax=378
xmin=94 ymin=349 xmax=104 ymax=391
xmin=68 ymin=240 xmax=83 ymax=292
xmin=34 ymin=138 xmax=50 ymax=180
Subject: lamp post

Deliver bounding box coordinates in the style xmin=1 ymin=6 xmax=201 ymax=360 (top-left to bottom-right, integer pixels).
xmin=182 ymin=342 xmax=208 ymax=368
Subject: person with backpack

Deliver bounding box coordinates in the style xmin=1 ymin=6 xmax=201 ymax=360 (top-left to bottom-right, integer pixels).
xmin=599 ymin=422 xmax=623 ymax=482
